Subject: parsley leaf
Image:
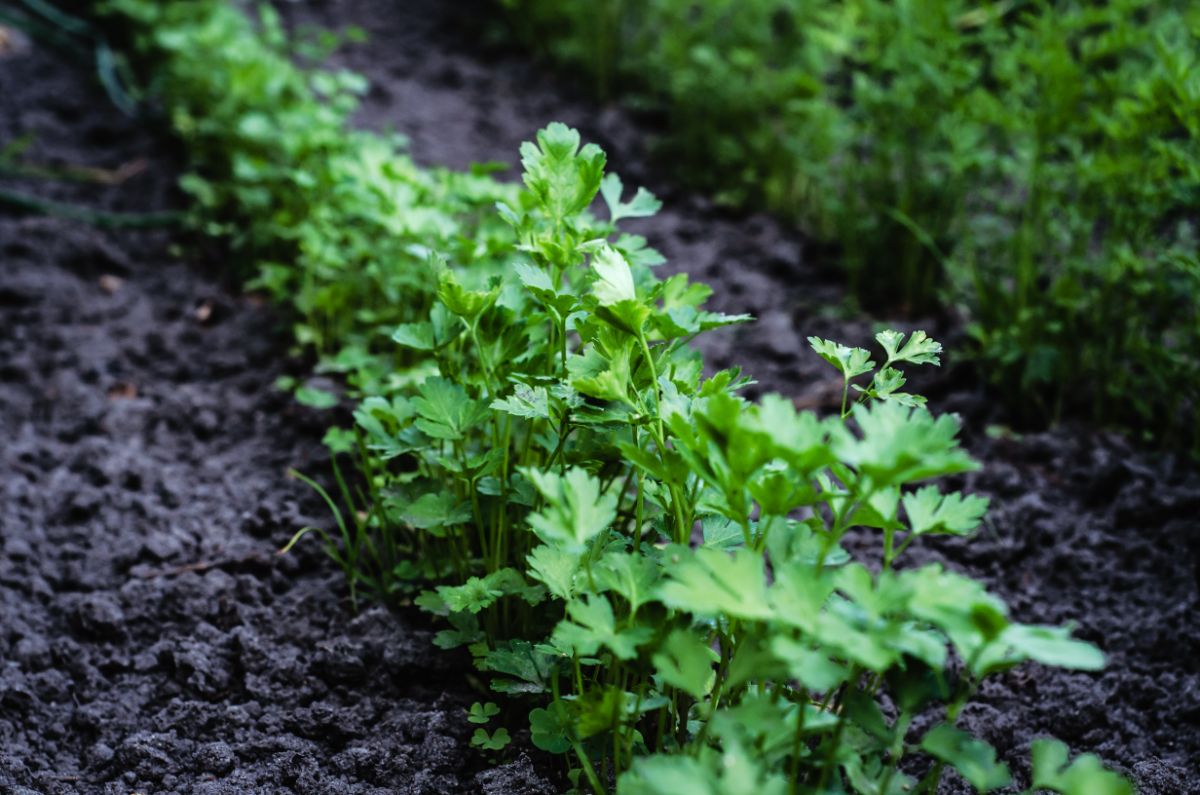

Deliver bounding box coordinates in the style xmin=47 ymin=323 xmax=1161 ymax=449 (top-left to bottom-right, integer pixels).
xmin=600 ymin=172 xmax=662 ymax=223
xmin=413 ymin=376 xmax=488 ymax=440
xmin=523 ymin=466 xmax=618 ymax=551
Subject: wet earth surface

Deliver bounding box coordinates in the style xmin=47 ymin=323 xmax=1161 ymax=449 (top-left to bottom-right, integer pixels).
xmin=1 ymin=1 xmax=1197 ymax=793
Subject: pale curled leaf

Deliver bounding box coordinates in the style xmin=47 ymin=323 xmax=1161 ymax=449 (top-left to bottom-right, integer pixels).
xmin=808 ymin=336 xmax=875 ymax=379
xmin=591 ymin=245 xmax=637 ymax=305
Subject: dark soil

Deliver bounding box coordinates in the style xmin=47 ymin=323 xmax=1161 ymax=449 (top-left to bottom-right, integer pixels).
xmin=0 ymin=29 xmax=551 ymax=795
xmin=0 ymin=1 xmax=1196 ymax=793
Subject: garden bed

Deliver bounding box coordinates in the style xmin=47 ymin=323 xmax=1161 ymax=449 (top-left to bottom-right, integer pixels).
xmin=0 ymin=1 xmax=1196 ymax=793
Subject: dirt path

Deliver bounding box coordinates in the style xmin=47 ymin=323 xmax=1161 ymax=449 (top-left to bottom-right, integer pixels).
xmin=0 ymin=35 xmax=553 ymax=795
xmin=0 ymin=2 xmax=1196 ymax=793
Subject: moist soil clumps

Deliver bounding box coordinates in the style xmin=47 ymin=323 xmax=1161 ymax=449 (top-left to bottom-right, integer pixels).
xmin=0 ymin=35 xmax=554 ymax=795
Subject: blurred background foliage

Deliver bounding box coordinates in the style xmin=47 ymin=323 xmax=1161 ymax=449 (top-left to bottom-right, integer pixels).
xmin=499 ymin=0 xmax=1200 ymax=452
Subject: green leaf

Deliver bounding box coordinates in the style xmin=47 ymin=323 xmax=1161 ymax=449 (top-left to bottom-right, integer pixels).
xmin=515 ymin=261 xmax=577 ymax=316
xmin=904 ymin=564 xmax=1010 ymax=662
xmin=322 ymin=426 xmax=355 ymax=455
xmin=656 ymin=547 xmax=774 ymax=621
xmin=295 ymin=386 xmax=339 ymax=409
xmin=576 ymin=685 xmax=628 ymax=739
xmin=724 ymin=639 xmax=791 ymax=692
xmin=526 ymin=543 xmax=580 ymax=600
xmin=842 ymin=689 xmax=893 ymax=743
xmin=997 ymin=623 xmax=1106 ymax=671
xmin=652 ymin=628 xmax=716 ymax=699
xmin=492 ymin=383 xmax=551 ymax=420
xmin=436 ymin=576 xmax=504 ymax=615
xmin=876 ymin=329 xmax=942 ymax=366
xmin=808 ymin=336 xmax=875 ymax=379
xmin=865 ymin=366 xmax=906 ymax=396
xmin=769 ymin=561 xmax=836 ymax=636
xmin=552 ymin=593 xmax=653 ymax=661
xmin=837 ymin=401 xmax=978 ymax=486
xmin=514 ymin=260 xmax=555 ymax=293
xmin=481 ymin=640 xmax=557 ymax=695
xmin=903 ymin=486 xmax=989 ymax=536
xmin=700 ymin=516 xmax=744 ymax=550
xmin=619 ymin=755 xmax=713 ymax=795
xmin=395 ymin=490 xmax=472 ymax=531
xmin=470 ymin=727 xmax=511 ymax=751
xmin=523 ymin=466 xmax=618 ymax=551
xmin=768 ymin=636 xmax=848 ymax=692
xmin=919 ymin=724 xmax=1011 ymax=792
xmin=1030 ymin=739 xmax=1134 ymax=795
xmin=886 ymin=657 xmax=949 ymax=713
xmin=392 ymin=321 xmax=436 ymax=350
xmin=435 ymin=568 xmax=540 ymax=615
xmin=412 ymin=376 xmax=487 ymax=440
xmin=529 ymin=703 xmax=573 ymax=753
xmin=432 ymin=611 xmax=484 ymax=650
xmin=519 ymin=122 xmax=606 ymax=223
xmin=569 ymin=343 xmax=635 ymax=405
xmin=619 ymin=742 xmax=789 ymax=795
xmin=854 ymin=366 xmax=928 ymax=408
xmin=596 ymin=551 xmax=660 ymax=615
xmin=467 ymin=701 xmax=500 ymax=724
xmin=437 ymin=270 xmax=499 ymax=323
xmin=600 ymin=172 xmax=662 ymax=223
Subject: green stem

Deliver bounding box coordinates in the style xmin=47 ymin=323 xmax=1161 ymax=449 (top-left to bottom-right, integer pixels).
xmin=573 ymin=741 xmax=606 ymax=795
xmin=815 ymin=667 xmax=860 ymax=790
xmin=788 ymin=692 xmax=810 ymax=795
xmin=635 ymin=329 xmax=689 ymax=542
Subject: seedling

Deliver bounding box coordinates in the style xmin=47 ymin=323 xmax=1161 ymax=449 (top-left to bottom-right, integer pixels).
xmin=467 ymin=702 xmax=501 ymax=724
xmin=471 ymin=727 xmax=512 ymax=751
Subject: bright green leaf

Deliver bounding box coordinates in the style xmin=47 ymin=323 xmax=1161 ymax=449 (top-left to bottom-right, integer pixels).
xmin=523 ymin=466 xmax=619 ymax=551
xmin=903 ymin=485 xmax=989 ymax=536
xmin=656 ymin=547 xmax=773 ymax=621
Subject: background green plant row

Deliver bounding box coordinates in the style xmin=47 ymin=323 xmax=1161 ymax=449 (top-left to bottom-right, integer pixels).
xmin=99 ymin=1 xmax=1131 ymax=792
xmin=498 ymin=0 xmax=1200 ymax=452
xmin=101 ymin=0 xmax=521 ymax=400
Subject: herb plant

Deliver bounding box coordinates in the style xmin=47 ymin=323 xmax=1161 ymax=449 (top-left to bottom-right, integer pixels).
xmin=338 ymin=125 xmax=1130 ymax=794
xmin=97 ymin=0 xmax=1136 ymax=791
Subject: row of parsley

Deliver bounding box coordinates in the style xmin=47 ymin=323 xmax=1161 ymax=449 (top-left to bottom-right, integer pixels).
xmin=98 ymin=1 xmax=1131 ymax=793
